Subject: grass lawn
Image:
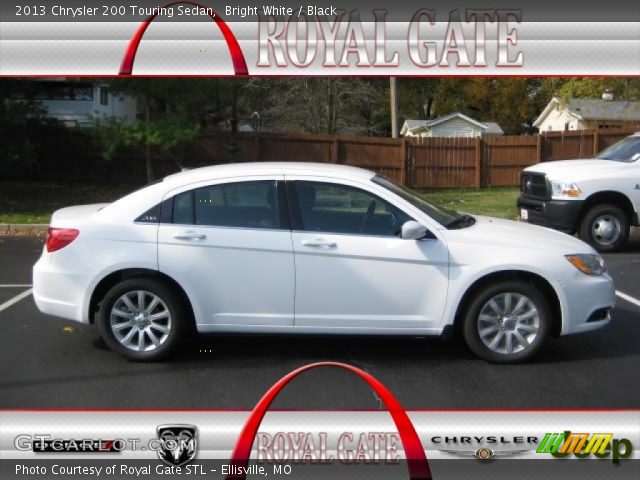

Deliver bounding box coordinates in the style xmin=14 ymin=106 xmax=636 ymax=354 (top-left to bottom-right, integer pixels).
xmin=0 ymin=181 xmax=520 ymax=224
xmin=0 ymin=182 xmax=139 ymax=224
xmin=421 ymin=187 xmax=520 ymax=220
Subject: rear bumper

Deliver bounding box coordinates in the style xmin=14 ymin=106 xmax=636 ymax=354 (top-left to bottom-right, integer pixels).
xmin=517 ymin=196 xmax=583 ymax=234
xmin=33 ymin=253 xmax=91 ymax=324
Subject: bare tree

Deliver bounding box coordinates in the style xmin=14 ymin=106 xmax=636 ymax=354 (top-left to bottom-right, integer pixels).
xmin=265 ymin=79 xmax=386 ymax=135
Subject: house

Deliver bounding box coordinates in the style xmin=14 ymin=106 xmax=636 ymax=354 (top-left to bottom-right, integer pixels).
xmin=400 ymin=112 xmax=504 ymax=138
xmin=18 ymin=80 xmax=137 ymax=127
xmin=534 ymin=92 xmax=640 ymax=132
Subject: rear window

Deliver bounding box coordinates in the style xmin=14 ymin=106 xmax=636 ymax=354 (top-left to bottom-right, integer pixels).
xmin=135 ymin=203 xmax=161 ymax=223
xmin=172 ymin=181 xmax=280 ymax=229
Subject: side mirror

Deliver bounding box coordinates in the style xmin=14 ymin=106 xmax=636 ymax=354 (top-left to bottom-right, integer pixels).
xmin=401 ymin=221 xmax=429 ymax=240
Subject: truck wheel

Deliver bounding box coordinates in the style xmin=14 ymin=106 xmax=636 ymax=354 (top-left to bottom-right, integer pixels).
xmin=579 ymin=204 xmax=629 ymax=253
xmin=463 ymin=280 xmax=550 ymax=364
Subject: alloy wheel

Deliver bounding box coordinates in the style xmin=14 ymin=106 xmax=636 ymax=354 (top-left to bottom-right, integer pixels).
xmin=477 ymin=292 xmax=540 ymax=355
xmin=110 ymin=290 xmax=172 ymax=352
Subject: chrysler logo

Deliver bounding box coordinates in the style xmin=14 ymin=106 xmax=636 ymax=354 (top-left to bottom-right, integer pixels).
xmin=157 ymin=424 xmax=198 ymax=467
xmin=474 ymin=448 xmax=495 ymax=460
xmin=439 ymin=447 xmax=530 ymax=461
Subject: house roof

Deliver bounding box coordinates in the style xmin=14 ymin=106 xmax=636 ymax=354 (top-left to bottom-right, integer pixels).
xmin=534 ymin=97 xmax=640 ymax=127
xmin=483 ymin=122 xmax=505 ymax=135
xmin=567 ymin=98 xmax=640 ymax=121
xmin=403 ymin=120 xmax=429 ymax=130
xmin=401 ymin=112 xmax=502 ymax=135
xmin=401 ymin=119 xmax=431 ymax=134
xmin=424 ymin=112 xmax=487 ymax=129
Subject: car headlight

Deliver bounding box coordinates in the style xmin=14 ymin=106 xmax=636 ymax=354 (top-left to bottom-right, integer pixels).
xmin=551 ymin=181 xmax=582 ymax=198
xmin=566 ymin=254 xmax=606 ymax=276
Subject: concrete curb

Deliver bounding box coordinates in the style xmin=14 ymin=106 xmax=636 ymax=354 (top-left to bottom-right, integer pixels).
xmin=0 ymin=223 xmax=49 ymax=232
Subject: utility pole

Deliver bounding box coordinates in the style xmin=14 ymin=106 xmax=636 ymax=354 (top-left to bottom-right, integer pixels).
xmin=390 ymin=77 xmax=399 ymax=138
xmin=228 ymin=82 xmax=239 ymax=163
xmin=144 ymin=94 xmax=154 ymax=183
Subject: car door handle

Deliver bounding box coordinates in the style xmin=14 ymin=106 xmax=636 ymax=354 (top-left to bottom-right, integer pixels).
xmin=301 ymin=239 xmax=337 ymax=248
xmin=173 ymin=231 xmax=206 ymax=240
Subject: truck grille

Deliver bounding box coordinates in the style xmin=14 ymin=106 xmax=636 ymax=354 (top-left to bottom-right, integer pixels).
xmin=520 ymin=172 xmax=547 ymax=198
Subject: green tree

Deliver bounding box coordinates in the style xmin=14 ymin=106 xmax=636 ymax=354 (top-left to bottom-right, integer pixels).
xmin=544 ymin=78 xmax=640 ymax=102
xmin=94 ymin=79 xmax=205 ymax=182
xmin=92 ymin=115 xmax=199 ymax=179
xmin=0 ymin=80 xmax=47 ymax=180
xmin=397 ymin=79 xmax=441 ymax=124
xmin=487 ymin=79 xmax=537 ymax=134
xmin=423 ymin=79 xmax=542 ymax=134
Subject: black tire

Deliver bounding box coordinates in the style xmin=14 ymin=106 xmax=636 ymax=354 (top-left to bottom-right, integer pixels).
xmin=462 ymin=280 xmax=550 ymax=364
xmin=98 ymin=278 xmax=187 ymax=362
xmin=579 ymin=204 xmax=629 ymax=253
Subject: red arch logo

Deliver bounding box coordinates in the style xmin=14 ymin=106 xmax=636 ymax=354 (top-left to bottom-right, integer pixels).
xmin=119 ymin=1 xmax=248 ymax=75
xmin=226 ymin=362 xmax=432 ymax=480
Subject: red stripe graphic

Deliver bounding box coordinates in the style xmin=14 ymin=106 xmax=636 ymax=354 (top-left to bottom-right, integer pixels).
xmin=226 ymin=362 xmax=432 ymax=480
xmin=119 ymin=1 xmax=248 ymax=76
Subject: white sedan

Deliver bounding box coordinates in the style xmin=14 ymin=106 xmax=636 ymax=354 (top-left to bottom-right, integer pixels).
xmin=33 ymin=163 xmax=615 ymax=363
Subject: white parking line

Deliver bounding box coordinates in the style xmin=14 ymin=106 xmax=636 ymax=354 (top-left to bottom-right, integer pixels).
xmin=0 ymin=289 xmax=33 ymax=312
xmin=0 ymin=284 xmax=32 ymax=288
xmin=0 ymin=287 xmax=635 ymax=316
xmin=616 ymin=290 xmax=640 ymax=309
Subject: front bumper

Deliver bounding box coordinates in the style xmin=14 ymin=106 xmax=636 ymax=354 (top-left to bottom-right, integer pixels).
xmin=558 ymin=271 xmax=615 ymax=336
xmin=517 ymin=195 xmax=583 ymax=234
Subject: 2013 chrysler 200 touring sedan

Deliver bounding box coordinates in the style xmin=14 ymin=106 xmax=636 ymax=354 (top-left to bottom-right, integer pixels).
xmin=33 ymin=163 xmax=615 ymax=363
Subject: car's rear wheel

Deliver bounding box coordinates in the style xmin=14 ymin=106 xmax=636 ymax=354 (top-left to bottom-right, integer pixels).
xmin=579 ymin=204 xmax=629 ymax=253
xmin=98 ymin=278 xmax=186 ymax=361
xmin=462 ymin=280 xmax=550 ymax=363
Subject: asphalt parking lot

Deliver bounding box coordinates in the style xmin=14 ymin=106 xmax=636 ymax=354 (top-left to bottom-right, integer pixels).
xmin=1 ymin=235 xmax=639 ymax=410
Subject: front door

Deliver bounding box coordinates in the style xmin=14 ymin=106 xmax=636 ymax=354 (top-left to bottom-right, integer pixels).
xmin=287 ymin=177 xmax=449 ymax=332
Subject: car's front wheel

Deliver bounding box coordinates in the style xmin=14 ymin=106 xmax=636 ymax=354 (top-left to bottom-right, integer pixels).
xmin=98 ymin=278 xmax=187 ymax=361
xmin=462 ymin=280 xmax=550 ymax=363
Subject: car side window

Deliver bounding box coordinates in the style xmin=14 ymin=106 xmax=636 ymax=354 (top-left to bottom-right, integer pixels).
xmin=135 ymin=203 xmax=162 ymax=223
xmin=172 ymin=180 xmax=280 ymax=229
xmin=289 ymin=181 xmax=412 ymax=236
xmin=173 ymin=190 xmax=194 ymax=225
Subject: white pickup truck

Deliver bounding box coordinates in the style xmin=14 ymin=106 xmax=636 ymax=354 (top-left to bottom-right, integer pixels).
xmin=518 ymin=132 xmax=640 ymax=252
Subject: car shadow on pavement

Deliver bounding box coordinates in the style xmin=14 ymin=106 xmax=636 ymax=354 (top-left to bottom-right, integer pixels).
xmin=532 ymin=303 xmax=640 ymax=364
xmin=175 ymin=334 xmax=476 ymax=365
xmin=624 ymin=229 xmax=640 ymax=252
xmin=169 ymin=319 xmax=639 ymax=366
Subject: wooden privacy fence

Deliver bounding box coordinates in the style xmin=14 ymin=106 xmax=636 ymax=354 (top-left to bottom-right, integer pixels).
xmin=190 ymin=128 xmax=638 ymax=189
xmin=191 ymin=132 xmax=407 ymax=183
xmin=3 ymin=127 xmax=638 ymax=187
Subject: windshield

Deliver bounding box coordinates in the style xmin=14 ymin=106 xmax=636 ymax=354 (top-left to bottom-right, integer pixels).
xmin=597 ymin=136 xmax=640 ymax=162
xmin=372 ymin=175 xmax=465 ymax=228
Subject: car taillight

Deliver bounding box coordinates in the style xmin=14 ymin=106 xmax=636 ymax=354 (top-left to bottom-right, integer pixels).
xmin=46 ymin=228 xmax=79 ymax=252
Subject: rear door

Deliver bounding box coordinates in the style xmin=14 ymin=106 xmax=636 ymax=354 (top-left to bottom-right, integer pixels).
xmin=286 ymin=176 xmax=449 ymax=332
xmin=158 ymin=176 xmax=295 ymax=328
